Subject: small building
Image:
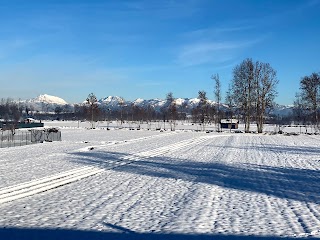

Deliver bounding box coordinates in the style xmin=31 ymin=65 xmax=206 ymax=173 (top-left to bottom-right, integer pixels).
xmin=220 ymin=119 xmax=239 ymax=129
xmin=24 ymin=118 xmax=36 ymax=123
xmin=1 ymin=118 xmax=43 ymax=130
xmin=18 ymin=118 xmax=44 ymax=128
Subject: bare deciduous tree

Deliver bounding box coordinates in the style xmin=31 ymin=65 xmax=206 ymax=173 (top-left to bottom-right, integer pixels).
xmin=212 ymin=73 xmax=221 ymax=131
xmin=231 ymin=59 xmax=255 ymax=133
xmin=299 ymin=72 xmax=320 ymax=128
xmin=198 ymin=90 xmax=208 ymax=131
xmin=86 ymin=93 xmax=99 ymax=129
xmin=118 ymin=97 xmax=125 ymax=125
xmin=225 ymin=83 xmax=234 ymax=119
xmin=254 ymin=61 xmax=278 ymax=133
xmin=231 ymin=58 xmax=278 ymax=133
xmin=166 ymin=92 xmax=177 ymax=131
xmin=293 ymin=92 xmax=307 ymax=125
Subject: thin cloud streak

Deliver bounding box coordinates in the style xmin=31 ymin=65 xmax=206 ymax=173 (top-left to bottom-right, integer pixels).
xmin=176 ymin=36 xmax=266 ymax=67
xmin=183 ymin=25 xmax=256 ymax=40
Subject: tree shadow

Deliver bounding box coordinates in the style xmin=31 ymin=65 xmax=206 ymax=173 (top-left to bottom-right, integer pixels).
xmin=0 ymin=226 xmax=313 ymax=240
xmin=70 ymin=149 xmax=320 ymax=204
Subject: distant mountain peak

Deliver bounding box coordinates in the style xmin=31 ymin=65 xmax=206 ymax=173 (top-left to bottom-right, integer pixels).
xmin=134 ymin=98 xmax=144 ymax=103
xmin=20 ymin=94 xmax=293 ymax=117
xmin=29 ymin=94 xmax=68 ymax=105
xmin=100 ymin=96 xmax=125 ymax=103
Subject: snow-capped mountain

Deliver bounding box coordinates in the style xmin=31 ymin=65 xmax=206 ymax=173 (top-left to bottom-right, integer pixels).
xmin=100 ymin=96 xmax=123 ymax=103
xmin=26 ymin=94 xmax=68 ymax=105
xmin=18 ymin=94 xmax=293 ymax=117
xmin=23 ymin=94 xmax=69 ymax=112
xmin=96 ymin=96 xmax=135 ymax=111
xmin=132 ymin=98 xmax=165 ymax=110
xmin=96 ymin=96 xmax=224 ymax=113
xmin=270 ymin=104 xmax=294 ymax=117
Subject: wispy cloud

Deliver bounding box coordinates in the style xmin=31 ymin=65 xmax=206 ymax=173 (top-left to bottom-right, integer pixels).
xmin=176 ymin=37 xmax=265 ymax=67
xmin=173 ymin=0 xmax=319 ymax=68
xmin=183 ymin=25 xmax=255 ymax=40
xmin=174 ymin=19 xmax=265 ymax=67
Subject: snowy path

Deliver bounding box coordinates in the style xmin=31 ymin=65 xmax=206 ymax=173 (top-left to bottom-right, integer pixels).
xmin=0 ymin=166 xmax=103 ymax=204
xmin=0 ymin=130 xmax=181 ymax=188
xmin=0 ymin=132 xmax=216 ymax=204
xmin=0 ymin=130 xmax=320 ymax=239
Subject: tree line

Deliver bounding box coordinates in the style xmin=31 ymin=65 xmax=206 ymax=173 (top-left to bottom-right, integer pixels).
xmin=159 ymin=58 xmax=319 ymax=133
xmin=1 ymin=58 xmax=319 ymax=132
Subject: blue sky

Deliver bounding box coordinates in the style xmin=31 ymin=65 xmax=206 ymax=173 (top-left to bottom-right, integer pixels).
xmin=0 ymin=0 xmax=319 ymax=104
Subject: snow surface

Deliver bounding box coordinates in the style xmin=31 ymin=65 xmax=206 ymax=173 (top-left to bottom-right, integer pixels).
xmin=0 ymin=123 xmax=320 ymax=239
xmin=45 ymin=120 xmax=320 ymax=134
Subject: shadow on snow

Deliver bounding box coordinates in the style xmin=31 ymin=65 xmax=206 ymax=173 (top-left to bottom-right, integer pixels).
xmin=69 ymin=149 xmax=320 ymax=204
xmin=220 ymin=143 xmax=320 ymax=156
xmin=0 ymin=226 xmax=312 ymax=240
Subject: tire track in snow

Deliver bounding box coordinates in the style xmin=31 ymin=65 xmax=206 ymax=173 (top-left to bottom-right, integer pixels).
xmin=242 ymin=135 xmax=320 ymax=237
xmin=109 ymin=177 xmax=161 ymax=229
xmin=285 ymin=201 xmax=320 ymax=237
xmin=0 ymin=134 xmax=228 ymax=205
xmin=162 ymin=135 xmax=317 ymax=236
xmin=120 ymin=135 xmax=219 ymax=161
xmin=97 ymin=136 xmax=232 ymax=231
xmin=0 ymin=166 xmax=104 ymax=204
xmin=266 ymin=135 xmax=319 ymax=170
xmin=155 ymin=135 xmax=234 ymax=233
xmin=82 ymin=131 xmax=177 ymax=151
xmin=159 ymin=136 xmax=235 ymax=234
xmin=0 ymin=132 xmax=177 ymax=187
xmin=157 ymin=134 xmax=320 ymax=236
xmin=37 ymin=173 xmax=144 ymax=230
xmin=73 ymin=176 xmax=158 ymax=230
xmin=302 ymin=203 xmax=320 ymax=232
xmin=66 ymin=174 xmax=165 ymax=232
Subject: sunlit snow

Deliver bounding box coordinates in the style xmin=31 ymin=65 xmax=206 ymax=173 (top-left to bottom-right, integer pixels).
xmin=0 ymin=121 xmax=319 ymax=239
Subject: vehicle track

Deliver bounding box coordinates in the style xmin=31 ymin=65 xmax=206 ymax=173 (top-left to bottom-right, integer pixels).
xmin=0 ymin=134 xmax=229 ymax=205
xmin=0 ymin=166 xmax=104 ymax=204
xmin=120 ymin=135 xmax=222 ymax=161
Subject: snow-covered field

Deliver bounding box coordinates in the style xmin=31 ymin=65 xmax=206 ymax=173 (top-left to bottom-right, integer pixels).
xmin=0 ymin=122 xmax=320 ymax=239
xmin=45 ymin=120 xmax=320 ymax=134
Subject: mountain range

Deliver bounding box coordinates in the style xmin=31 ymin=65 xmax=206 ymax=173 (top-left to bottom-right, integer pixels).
xmin=20 ymin=94 xmax=293 ymax=117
